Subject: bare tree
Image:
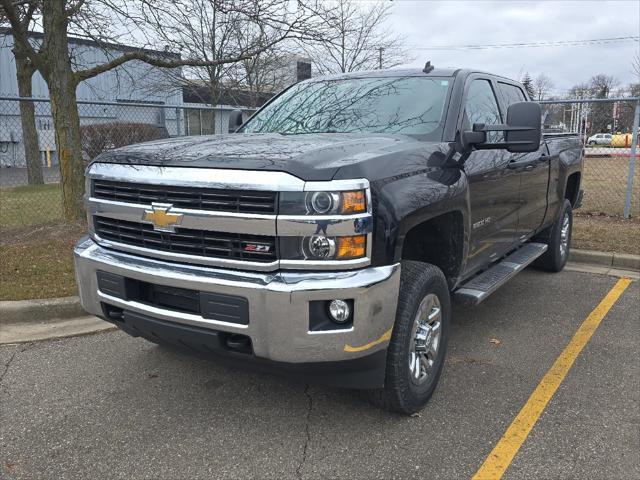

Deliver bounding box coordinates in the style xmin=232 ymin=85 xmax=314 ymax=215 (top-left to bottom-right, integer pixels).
xmin=1 ymin=0 xmax=318 ymax=220
xmin=1 ymin=5 xmax=43 ymax=184
xmin=589 ymin=74 xmax=619 ymax=99
xmin=231 ymin=23 xmax=294 ymax=107
xmin=567 ymin=82 xmax=590 ymax=99
xmin=301 ymin=0 xmax=407 ymax=75
xmin=533 ymin=73 xmax=554 ymax=101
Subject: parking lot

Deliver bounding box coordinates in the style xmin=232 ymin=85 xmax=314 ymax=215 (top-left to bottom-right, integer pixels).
xmin=1 ymin=268 xmax=638 ymax=480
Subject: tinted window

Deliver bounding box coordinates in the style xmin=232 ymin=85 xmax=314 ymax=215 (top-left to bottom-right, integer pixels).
xmin=243 ymin=77 xmax=451 ymax=136
xmin=464 ymin=79 xmax=502 ymax=142
xmin=498 ymin=82 xmax=526 ymax=107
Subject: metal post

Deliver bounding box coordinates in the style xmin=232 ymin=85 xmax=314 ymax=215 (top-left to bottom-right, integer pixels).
xmin=623 ymin=100 xmax=640 ymax=219
xmin=175 ymin=107 xmax=182 ymax=136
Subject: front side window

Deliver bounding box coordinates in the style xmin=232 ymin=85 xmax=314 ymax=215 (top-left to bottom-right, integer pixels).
xmin=464 ymin=79 xmax=502 ymax=142
xmin=242 ymin=76 xmax=451 ymax=137
xmin=498 ymin=82 xmax=526 ymax=107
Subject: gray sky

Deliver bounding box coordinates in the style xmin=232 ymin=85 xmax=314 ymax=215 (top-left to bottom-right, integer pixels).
xmin=387 ymin=0 xmax=639 ymax=95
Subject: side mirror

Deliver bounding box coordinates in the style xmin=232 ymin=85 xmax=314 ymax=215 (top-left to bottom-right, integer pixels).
xmin=504 ymin=102 xmax=541 ymax=153
xmin=462 ymin=102 xmax=542 ymax=153
xmin=228 ymin=109 xmax=244 ymax=133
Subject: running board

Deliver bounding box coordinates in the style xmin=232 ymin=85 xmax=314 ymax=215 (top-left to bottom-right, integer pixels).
xmin=454 ymin=242 xmax=548 ymax=306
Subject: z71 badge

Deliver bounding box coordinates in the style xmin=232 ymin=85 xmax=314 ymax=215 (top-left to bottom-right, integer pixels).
xmin=244 ymin=243 xmax=272 ymax=253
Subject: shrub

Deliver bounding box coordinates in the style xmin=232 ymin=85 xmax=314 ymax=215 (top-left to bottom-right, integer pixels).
xmin=80 ymin=122 xmax=169 ymax=161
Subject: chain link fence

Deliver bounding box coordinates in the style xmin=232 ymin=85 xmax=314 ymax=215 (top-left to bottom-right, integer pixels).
xmin=539 ymin=98 xmax=639 ymax=218
xmin=1 ymin=96 xmax=638 ymax=233
xmin=0 ymin=97 xmax=256 ymax=230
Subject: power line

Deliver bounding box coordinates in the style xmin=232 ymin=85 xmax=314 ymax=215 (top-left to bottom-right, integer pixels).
xmin=406 ymin=36 xmax=640 ymax=51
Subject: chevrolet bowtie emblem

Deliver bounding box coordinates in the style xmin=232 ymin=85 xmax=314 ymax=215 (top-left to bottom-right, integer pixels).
xmin=142 ymin=203 xmax=183 ymax=232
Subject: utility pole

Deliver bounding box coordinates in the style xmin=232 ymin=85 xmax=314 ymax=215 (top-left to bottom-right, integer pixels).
xmin=378 ymin=47 xmax=384 ymax=69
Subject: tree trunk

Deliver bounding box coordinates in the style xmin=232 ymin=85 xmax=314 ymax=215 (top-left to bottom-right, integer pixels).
xmin=42 ymin=0 xmax=85 ymax=221
xmin=15 ymin=54 xmax=44 ymax=185
xmin=48 ymin=78 xmax=85 ymax=221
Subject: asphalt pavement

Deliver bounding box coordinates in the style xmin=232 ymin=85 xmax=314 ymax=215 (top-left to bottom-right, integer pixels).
xmin=0 ymin=269 xmax=638 ymax=479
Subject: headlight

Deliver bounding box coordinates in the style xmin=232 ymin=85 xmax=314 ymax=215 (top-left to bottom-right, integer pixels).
xmin=308 ymin=192 xmax=340 ymax=214
xmin=279 ymin=190 xmax=367 ymax=215
xmin=277 ymin=182 xmax=370 ymax=267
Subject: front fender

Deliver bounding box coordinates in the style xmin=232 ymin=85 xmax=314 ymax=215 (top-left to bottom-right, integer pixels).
xmin=370 ymin=167 xmax=469 ymax=267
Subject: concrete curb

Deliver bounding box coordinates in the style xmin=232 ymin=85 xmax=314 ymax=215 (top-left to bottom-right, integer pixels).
xmin=0 ymin=316 xmax=117 ymax=345
xmin=0 ymin=249 xmax=638 ymax=330
xmin=568 ymin=249 xmax=640 ymax=271
xmin=0 ymin=296 xmax=85 ymax=325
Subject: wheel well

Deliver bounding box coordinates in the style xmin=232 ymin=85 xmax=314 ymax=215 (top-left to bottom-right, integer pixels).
xmin=401 ymin=211 xmax=464 ymax=288
xmin=565 ymin=173 xmax=581 ymax=206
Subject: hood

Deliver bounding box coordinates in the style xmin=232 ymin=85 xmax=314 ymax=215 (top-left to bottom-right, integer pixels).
xmin=92 ymin=132 xmax=426 ymax=181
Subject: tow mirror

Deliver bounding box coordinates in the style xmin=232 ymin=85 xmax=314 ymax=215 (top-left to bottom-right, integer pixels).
xmin=228 ymin=109 xmax=244 ymax=133
xmin=504 ymin=102 xmax=542 ymax=152
xmin=462 ymin=102 xmax=542 ymax=153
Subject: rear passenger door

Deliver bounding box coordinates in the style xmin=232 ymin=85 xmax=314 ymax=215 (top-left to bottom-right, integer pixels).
xmin=497 ymin=82 xmax=550 ymax=239
xmin=462 ymin=77 xmax=521 ymax=275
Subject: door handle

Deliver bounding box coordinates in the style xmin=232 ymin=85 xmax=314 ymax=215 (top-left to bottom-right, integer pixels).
xmin=524 ymin=165 xmax=534 ymax=171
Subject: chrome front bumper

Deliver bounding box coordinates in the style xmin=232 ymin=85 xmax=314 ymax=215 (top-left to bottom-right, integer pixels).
xmin=74 ymin=236 xmax=400 ymax=364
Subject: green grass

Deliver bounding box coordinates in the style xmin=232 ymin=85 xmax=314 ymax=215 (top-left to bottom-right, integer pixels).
xmin=0 ymin=184 xmax=63 ymax=228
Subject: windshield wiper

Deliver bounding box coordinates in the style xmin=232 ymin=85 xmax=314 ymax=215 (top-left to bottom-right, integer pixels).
xmin=279 ymin=129 xmax=340 ymax=135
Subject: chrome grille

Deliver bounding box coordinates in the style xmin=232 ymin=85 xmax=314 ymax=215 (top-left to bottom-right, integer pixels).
xmin=93 ymin=180 xmax=277 ymax=214
xmin=94 ymin=217 xmax=277 ymax=263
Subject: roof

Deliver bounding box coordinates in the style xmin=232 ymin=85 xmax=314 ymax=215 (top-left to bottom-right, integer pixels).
xmin=0 ymin=27 xmax=180 ymax=59
xmin=309 ymin=67 xmax=460 ymax=82
xmin=304 ymin=67 xmax=522 ymax=86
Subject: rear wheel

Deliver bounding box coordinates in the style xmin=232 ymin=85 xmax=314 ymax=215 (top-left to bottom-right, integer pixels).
xmin=533 ymin=199 xmax=573 ymax=272
xmin=372 ymin=261 xmax=450 ymax=414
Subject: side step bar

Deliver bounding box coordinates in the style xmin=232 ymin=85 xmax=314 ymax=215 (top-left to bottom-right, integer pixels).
xmin=454 ymin=242 xmax=548 ymax=306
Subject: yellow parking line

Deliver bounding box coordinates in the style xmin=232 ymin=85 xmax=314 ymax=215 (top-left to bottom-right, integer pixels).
xmin=472 ymin=277 xmax=633 ymax=480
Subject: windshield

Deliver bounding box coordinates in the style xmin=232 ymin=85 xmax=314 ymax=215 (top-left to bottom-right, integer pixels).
xmin=242 ymin=76 xmax=451 ymax=137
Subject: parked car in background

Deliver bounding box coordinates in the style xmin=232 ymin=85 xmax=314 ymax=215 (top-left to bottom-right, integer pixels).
xmin=587 ymin=133 xmax=612 ymax=145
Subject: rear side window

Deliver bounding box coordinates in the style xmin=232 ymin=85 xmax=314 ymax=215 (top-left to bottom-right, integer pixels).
xmin=464 ymin=79 xmax=502 ymax=142
xmin=498 ymin=82 xmax=526 ymax=107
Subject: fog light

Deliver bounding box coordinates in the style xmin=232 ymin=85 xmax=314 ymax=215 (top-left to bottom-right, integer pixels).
xmin=308 ymin=235 xmax=336 ymax=259
xmin=328 ymin=299 xmax=351 ymax=323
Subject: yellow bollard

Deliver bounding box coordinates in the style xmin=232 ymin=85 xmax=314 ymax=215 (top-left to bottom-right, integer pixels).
xmin=46 ymin=148 xmax=51 ymax=168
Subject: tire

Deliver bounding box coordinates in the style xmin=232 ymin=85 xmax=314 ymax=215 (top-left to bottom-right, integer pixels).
xmin=588 ymin=141 xmax=596 ymax=146
xmin=533 ymin=199 xmax=573 ymax=272
xmin=371 ymin=261 xmax=451 ymax=415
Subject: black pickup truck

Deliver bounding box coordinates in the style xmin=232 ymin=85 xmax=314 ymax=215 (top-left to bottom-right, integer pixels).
xmin=75 ymin=66 xmax=583 ymax=414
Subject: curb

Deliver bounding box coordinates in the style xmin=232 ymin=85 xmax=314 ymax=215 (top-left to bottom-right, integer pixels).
xmin=0 ymin=316 xmax=116 ymax=345
xmin=568 ymin=249 xmax=640 ymax=270
xmin=0 ymin=296 xmax=85 ymax=325
xmin=0 ymin=249 xmax=638 ymax=328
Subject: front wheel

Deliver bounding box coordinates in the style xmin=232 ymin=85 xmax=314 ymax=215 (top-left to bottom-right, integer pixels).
xmin=372 ymin=261 xmax=450 ymax=414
